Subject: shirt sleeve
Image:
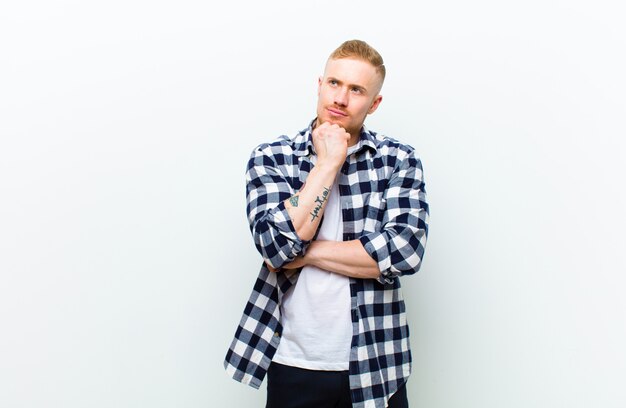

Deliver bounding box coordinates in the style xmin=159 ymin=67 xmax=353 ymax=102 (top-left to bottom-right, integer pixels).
xmin=245 ymin=145 xmax=309 ymax=269
xmin=358 ymin=149 xmax=429 ymax=284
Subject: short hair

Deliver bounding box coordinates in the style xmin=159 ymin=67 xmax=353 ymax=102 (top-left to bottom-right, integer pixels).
xmin=329 ymin=39 xmax=386 ymax=82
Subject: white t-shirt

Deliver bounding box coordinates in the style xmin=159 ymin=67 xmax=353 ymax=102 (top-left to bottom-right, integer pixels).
xmin=272 ymin=180 xmax=352 ymax=371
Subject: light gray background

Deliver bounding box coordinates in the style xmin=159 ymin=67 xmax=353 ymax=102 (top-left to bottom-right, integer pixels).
xmin=1 ymin=1 xmax=625 ymax=407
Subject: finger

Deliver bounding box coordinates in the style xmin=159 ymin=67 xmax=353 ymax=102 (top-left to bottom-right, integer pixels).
xmin=266 ymin=263 xmax=280 ymax=273
xmin=316 ymin=122 xmax=331 ymax=132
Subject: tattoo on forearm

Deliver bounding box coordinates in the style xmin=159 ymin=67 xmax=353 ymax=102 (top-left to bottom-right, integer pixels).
xmin=289 ymin=195 xmax=299 ymax=207
xmin=309 ymin=186 xmax=330 ymax=222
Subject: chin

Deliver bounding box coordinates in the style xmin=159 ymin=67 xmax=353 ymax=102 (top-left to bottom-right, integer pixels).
xmin=324 ymin=116 xmax=347 ymax=127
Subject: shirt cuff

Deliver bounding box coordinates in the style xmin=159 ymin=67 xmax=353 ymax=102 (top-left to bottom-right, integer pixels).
xmin=269 ymin=200 xmax=310 ymax=260
xmin=359 ymin=232 xmax=394 ymax=285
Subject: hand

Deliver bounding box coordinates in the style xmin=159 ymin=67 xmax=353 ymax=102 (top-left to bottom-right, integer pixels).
xmin=312 ymin=122 xmax=350 ymax=169
xmin=265 ymin=263 xmax=280 ymax=273
xmin=265 ymin=256 xmax=307 ymax=273
xmin=283 ymin=256 xmax=306 ymax=270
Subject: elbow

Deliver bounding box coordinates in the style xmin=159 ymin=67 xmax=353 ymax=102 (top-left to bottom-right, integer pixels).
xmin=375 ymin=228 xmax=428 ymax=284
xmin=377 ymin=251 xmax=425 ymax=284
xmin=252 ymin=222 xmax=309 ymax=269
xmin=249 ymin=201 xmax=309 ymax=268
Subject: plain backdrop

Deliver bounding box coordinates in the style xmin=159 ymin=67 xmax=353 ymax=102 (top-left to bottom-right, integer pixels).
xmin=1 ymin=1 xmax=625 ymax=407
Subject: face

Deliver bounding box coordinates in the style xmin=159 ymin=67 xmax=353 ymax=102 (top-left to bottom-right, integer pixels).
xmin=316 ymin=57 xmax=383 ymax=141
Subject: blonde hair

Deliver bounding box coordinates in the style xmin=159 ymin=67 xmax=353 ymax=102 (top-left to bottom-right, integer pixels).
xmin=329 ymin=39 xmax=386 ymax=82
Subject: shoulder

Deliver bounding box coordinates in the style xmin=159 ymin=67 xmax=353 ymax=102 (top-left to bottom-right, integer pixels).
xmin=366 ymin=129 xmax=423 ymax=166
xmin=250 ymin=128 xmax=308 ymax=159
xmin=250 ymin=135 xmax=291 ymax=158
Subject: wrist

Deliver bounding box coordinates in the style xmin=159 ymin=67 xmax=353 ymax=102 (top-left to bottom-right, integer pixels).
xmin=304 ymin=241 xmax=319 ymax=267
xmin=315 ymin=158 xmax=343 ymax=173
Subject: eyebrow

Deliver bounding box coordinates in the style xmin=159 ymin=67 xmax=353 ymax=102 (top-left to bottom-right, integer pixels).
xmin=327 ymin=77 xmax=368 ymax=93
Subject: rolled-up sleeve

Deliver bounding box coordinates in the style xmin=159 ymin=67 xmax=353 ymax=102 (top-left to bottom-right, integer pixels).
xmin=358 ymin=149 xmax=429 ymax=284
xmin=246 ymin=145 xmax=309 ymax=269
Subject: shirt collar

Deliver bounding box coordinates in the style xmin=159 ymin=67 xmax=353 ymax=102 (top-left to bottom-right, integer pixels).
xmin=294 ymin=118 xmax=378 ymax=157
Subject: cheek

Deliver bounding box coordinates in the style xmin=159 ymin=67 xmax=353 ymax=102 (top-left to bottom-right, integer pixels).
xmin=318 ymin=90 xmax=328 ymax=103
xmin=357 ymin=103 xmax=371 ymax=116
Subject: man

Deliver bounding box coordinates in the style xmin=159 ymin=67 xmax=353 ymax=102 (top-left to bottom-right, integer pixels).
xmin=224 ymin=39 xmax=429 ymax=408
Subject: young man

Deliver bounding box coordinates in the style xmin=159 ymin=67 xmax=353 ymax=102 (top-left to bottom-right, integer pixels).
xmin=224 ymin=40 xmax=429 ymax=408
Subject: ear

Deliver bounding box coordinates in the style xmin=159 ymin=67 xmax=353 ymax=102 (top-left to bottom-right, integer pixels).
xmin=317 ymin=76 xmax=322 ymax=96
xmin=367 ymin=94 xmax=383 ymax=115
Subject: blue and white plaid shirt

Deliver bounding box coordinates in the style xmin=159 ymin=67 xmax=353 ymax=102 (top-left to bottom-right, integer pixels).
xmin=224 ymin=120 xmax=429 ymax=408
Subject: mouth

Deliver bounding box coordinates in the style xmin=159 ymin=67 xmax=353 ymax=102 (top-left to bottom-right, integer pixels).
xmin=327 ymin=107 xmax=348 ymax=117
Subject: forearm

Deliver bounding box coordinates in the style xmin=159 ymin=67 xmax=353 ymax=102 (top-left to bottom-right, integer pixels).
xmin=303 ymin=240 xmax=380 ymax=279
xmin=285 ymin=162 xmax=340 ymax=241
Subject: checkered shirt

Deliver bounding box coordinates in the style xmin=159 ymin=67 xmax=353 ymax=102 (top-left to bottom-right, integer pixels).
xmin=224 ymin=120 xmax=429 ymax=408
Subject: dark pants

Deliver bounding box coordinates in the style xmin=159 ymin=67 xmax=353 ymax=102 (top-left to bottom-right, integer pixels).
xmin=266 ymin=362 xmax=409 ymax=408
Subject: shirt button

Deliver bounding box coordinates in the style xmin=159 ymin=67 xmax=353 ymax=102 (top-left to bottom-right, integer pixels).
xmin=274 ymin=331 xmax=280 ymax=337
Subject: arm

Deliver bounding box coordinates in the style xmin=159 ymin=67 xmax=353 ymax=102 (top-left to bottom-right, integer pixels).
xmin=284 ymin=122 xmax=350 ymax=241
xmin=359 ymin=149 xmax=429 ymax=284
xmin=278 ymin=148 xmax=429 ymax=284
xmin=246 ymin=145 xmax=307 ymax=269
xmin=247 ymin=123 xmax=349 ymax=269
xmin=283 ymin=240 xmax=380 ymax=279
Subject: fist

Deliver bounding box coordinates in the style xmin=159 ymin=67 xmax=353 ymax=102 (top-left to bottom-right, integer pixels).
xmin=312 ymin=122 xmax=350 ymax=168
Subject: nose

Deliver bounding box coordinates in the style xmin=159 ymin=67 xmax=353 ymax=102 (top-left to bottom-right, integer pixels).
xmin=334 ymin=87 xmax=348 ymax=107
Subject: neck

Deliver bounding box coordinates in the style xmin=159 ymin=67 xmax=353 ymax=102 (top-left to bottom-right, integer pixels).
xmin=348 ymin=133 xmax=359 ymax=147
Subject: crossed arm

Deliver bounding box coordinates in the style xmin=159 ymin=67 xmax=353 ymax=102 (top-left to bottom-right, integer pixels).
xmin=248 ymin=124 xmax=428 ymax=283
xmin=272 ymin=123 xmax=379 ymax=279
xmin=269 ymin=162 xmax=380 ymax=278
xmin=271 ymin=240 xmax=379 ymax=279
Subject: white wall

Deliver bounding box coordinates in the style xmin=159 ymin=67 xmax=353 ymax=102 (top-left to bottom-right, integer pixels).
xmin=1 ymin=1 xmax=625 ymax=407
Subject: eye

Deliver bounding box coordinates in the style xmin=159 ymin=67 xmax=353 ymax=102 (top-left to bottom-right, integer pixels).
xmin=351 ymin=87 xmax=362 ymax=94
xmin=329 ymin=79 xmax=338 ymax=86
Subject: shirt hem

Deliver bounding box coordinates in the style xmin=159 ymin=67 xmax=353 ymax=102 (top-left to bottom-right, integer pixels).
xmin=272 ymin=355 xmax=349 ymax=371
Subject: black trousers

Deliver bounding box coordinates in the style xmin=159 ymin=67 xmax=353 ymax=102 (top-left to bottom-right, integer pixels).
xmin=266 ymin=362 xmax=409 ymax=408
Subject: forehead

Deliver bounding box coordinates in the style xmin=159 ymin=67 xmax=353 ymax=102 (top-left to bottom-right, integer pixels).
xmin=323 ymin=57 xmax=381 ymax=89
